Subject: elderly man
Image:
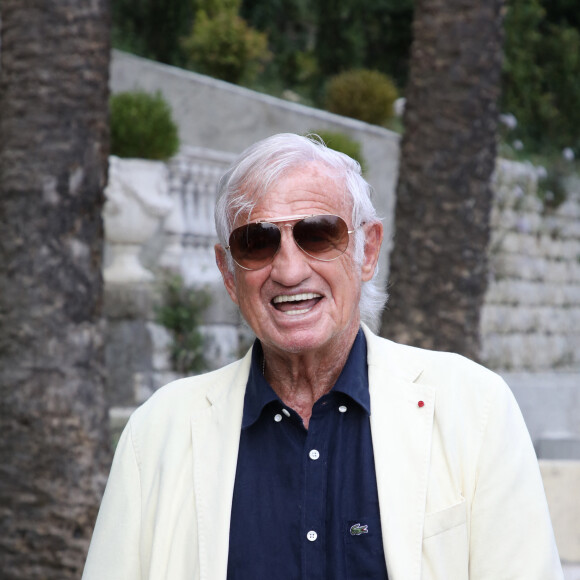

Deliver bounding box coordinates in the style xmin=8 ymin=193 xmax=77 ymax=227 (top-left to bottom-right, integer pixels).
xmin=83 ymin=133 xmax=562 ymax=579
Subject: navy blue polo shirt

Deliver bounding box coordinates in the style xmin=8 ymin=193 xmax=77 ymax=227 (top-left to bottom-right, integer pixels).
xmin=227 ymin=330 xmax=388 ymax=579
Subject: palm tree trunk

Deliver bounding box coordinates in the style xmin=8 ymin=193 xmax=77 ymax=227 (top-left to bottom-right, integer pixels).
xmin=381 ymin=0 xmax=504 ymax=361
xmin=0 ymin=2 xmax=110 ymax=578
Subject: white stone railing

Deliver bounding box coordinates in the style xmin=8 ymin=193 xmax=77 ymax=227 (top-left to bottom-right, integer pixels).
xmin=103 ymin=146 xmax=236 ymax=286
xmin=161 ymin=146 xmax=236 ymax=286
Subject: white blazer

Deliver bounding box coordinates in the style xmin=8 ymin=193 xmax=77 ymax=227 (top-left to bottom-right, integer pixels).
xmin=83 ymin=327 xmax=563 ymax=579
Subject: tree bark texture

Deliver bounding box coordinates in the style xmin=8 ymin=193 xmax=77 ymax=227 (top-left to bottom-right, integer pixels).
xmin=380 ymin=0 xmax=504 ymax=361
xmin=0 ymin=2 xmax=110 ymax=578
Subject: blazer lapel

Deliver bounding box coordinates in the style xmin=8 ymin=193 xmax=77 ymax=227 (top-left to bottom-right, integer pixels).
xmin=365 ymin=330 xmax=435 ymax=580
xmin=190 ymin=352 xmax=251 ymax=580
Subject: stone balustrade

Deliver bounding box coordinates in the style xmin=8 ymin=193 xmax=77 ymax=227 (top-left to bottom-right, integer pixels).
xmin=162 ymin=146 xmax=236 ymax=286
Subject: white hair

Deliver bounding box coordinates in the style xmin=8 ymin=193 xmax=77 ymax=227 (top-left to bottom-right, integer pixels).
xmin=214 ymin=133 xmax=387 ymax=330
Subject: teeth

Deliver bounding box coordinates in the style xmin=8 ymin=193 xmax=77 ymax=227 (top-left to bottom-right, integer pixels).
xmin=285 ymin=308 xmax=310 ymax=316
xmin=273 ymin=292 xmax=322 ymax=304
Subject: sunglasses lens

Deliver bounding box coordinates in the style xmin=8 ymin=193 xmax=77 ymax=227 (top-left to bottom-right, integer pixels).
xmin=294 ymin=215 xmax=349 ymax=260
xmin=228 ymin=215 xmax=351 ymax=270
xmin=229 ymin=222 xmax=281 ymax=269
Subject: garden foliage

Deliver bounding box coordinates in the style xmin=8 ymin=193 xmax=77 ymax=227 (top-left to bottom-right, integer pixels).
xmin=110 ymin=91 xmax=179 ymax=160
xmin=111 ymin=0 xmax=580 ymax=154
xmin=325 ymin=70 xmax=398 ymax=126
xmin=156 ymin=276 xmax=211 ymax=375
xmin=181 ymin=6 xmax=271 ymax=84
xmin=111 ymin=0 xmax=194 ymax=65
xmin=501 ymin=0 xmax=580 ymax=153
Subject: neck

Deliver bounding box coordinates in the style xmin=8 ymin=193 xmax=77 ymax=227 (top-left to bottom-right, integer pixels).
xmin=262 ymin=330 xmax=358 ymax=428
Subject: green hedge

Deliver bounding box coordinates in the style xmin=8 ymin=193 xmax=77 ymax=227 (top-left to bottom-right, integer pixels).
xmin=324 ymin=69 xmax=398 ymax=126
xmin=110 ymin=91 xmax=179 ymax=160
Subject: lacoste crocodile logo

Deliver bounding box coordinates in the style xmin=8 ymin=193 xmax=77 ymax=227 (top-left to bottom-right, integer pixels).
xmin=350 ymin=523 xmax=369 ymax=536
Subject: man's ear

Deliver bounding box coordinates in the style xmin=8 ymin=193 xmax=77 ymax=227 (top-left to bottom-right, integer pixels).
xmin=215 ymin=244 xmax=239 ymax=305
xmin=361 ymin=222 xmax=383 ymax=282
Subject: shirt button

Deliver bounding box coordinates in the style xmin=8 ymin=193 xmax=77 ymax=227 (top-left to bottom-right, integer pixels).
xmin=282 ymin=408 xmax=290 ymax=417
xmin=274 ymin=414 xmax=282 ymax=422
xmin=309 ymin=449 xmax=320 ymax=460
xmin=306 ymin=530 xmax=318 ymax=542
xmin=338 ymin=405 xmax=347 ymax=413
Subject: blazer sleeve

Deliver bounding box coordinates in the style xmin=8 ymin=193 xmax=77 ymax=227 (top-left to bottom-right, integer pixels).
xmin=82 ymin=419 xmax=142 ymax=579
xmin=468 ymin=380 xmax=563 ymax=579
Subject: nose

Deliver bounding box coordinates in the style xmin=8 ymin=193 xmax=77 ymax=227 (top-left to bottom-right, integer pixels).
xmin=269 ymin=225 xmax=311 ymax=285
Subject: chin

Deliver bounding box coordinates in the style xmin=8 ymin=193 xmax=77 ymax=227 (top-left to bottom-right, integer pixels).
xmin=267 ymin=327 xmax=335 ymax=354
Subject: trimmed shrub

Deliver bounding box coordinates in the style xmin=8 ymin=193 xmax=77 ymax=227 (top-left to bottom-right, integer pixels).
xmin=324 ymin=69 xmax=398 ymax=125
xmin=110 ymin=91 xmax=179 ymax=160
xmin=181 ymin=9 xmax=271 ymax=85
xmin=312 ymin=130 xmax=367 ymax=173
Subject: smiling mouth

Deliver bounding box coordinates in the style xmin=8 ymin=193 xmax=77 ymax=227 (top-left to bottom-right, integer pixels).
xmin=272 ymin=292 xmax=323 ymax=315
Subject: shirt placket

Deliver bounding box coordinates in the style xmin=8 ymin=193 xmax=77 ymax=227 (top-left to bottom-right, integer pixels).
xmin=301 ymin=398 xmax=332 ymax=580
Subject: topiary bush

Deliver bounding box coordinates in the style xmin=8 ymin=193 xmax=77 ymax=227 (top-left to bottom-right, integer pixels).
xmin=181 ymin=9 xmax=271 ymax=85
xmin=110 ymin=90 xmax=179 ymax=160
xmin=311 ymin=130 xmax=367 ymax=173
xmin=324 ymin=69 xmax=399 ymax=125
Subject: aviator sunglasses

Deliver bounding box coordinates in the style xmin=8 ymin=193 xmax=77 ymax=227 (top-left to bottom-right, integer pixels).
xmin=225 ymin=214 xmax=356 ymax=271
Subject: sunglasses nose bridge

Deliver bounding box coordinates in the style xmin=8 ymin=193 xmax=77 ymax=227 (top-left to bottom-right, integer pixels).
xmin=275 ymin=222 xmax=302 ymax=254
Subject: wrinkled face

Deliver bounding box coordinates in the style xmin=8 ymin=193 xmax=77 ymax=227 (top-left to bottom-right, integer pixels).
xmin=215 ymin=162 xmax=382 ymax=357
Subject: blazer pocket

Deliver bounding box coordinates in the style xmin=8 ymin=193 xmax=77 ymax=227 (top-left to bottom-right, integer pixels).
xmin=422 ymin=498 xmax=469 ymax=580
xmin=423 ymin=497 xmax=466 ymax=540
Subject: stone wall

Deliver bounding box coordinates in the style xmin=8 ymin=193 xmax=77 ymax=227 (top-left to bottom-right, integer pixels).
xmin=481 ymin=160 xmax=580 ymax=456
xmin=482 ymin=159 xmax=580 ymax=371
